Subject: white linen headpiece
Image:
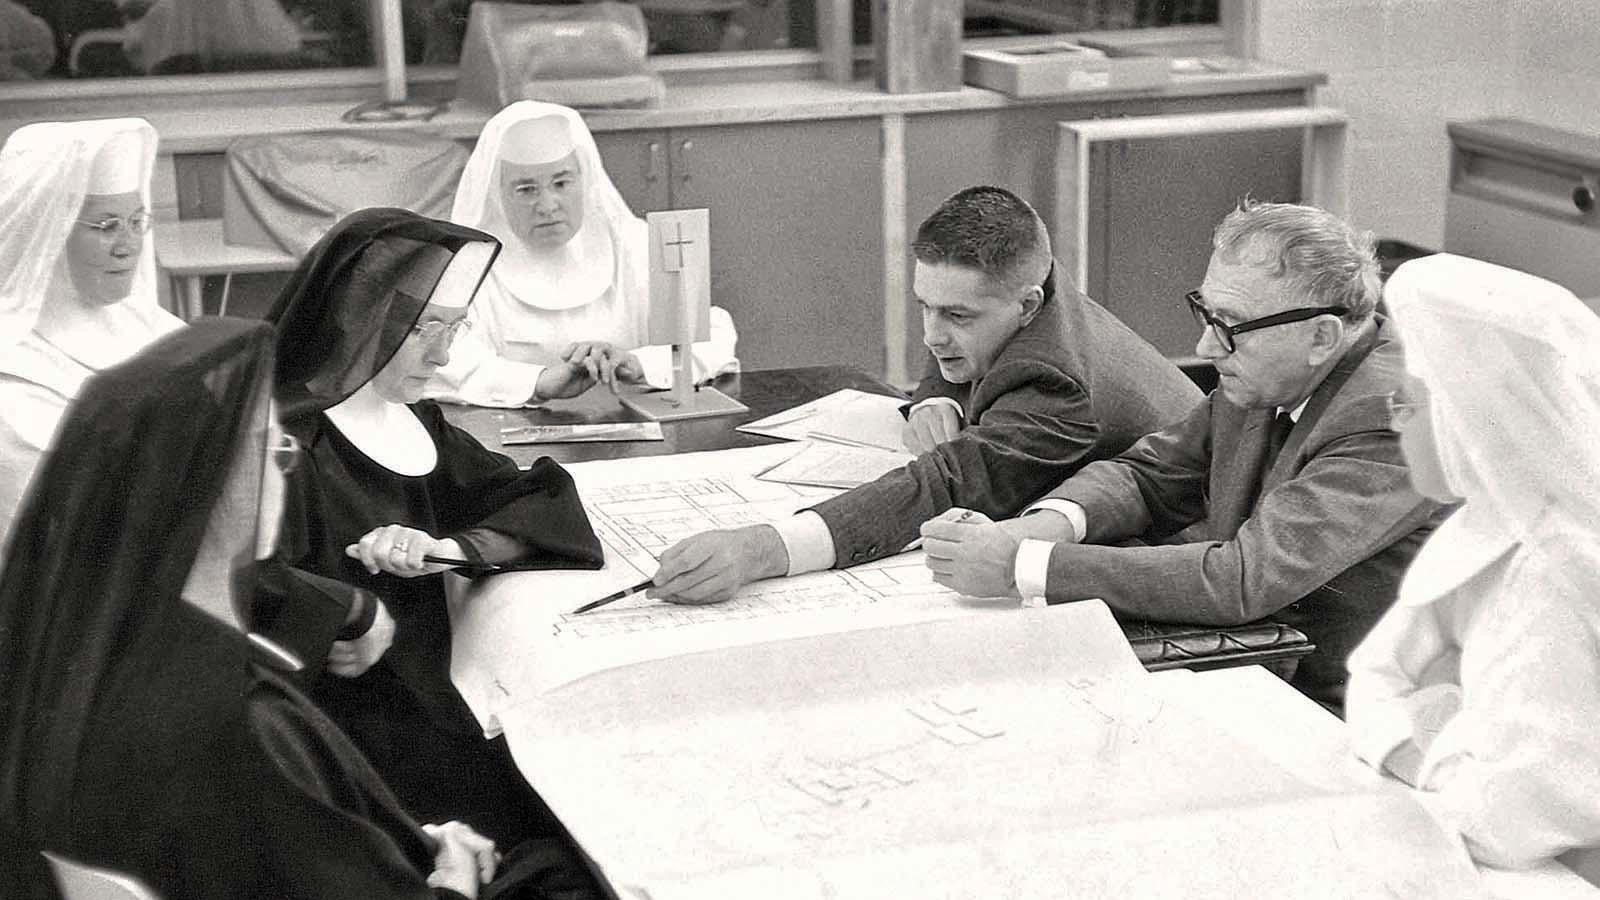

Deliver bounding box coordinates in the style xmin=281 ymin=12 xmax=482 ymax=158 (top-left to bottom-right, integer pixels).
xmin=0 ymin=117 xmax=162 ymax=342
xmin=1384 ymin=253 xmax=1600 ymax=536
xmin=451 ymin=101 xmax=641 ymax=312
xmin=87 ymin=130 xmax=146 ymax=194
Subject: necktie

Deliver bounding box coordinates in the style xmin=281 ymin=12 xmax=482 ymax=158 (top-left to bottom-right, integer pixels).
xmin=1261 ymin=410 xmax=1297 ymax=477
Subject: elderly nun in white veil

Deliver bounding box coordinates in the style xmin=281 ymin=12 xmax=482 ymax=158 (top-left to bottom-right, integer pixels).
xmin=0 ymin=117 xmax=183 ymax=558
xmin=425 ymin=100 xmax=737 ymax=407
xmin=1346 ymin=254 xmax=1600 ymax=881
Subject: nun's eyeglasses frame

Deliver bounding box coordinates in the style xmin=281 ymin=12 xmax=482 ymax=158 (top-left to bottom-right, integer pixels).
xmin=1185 ymin=290 xmax=1349 ymax=353
xmin=411 ymin=318 xmax=472 ymax=346
xmin=77 ymin=210 xmax=153 ymax=242
xmin=271 ymin=433 xmax=303 ymax=475
xmin=1384 ymin=392 xmax=1425 ymax=430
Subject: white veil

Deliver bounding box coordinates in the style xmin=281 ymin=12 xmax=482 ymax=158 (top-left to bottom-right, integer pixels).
xmin=450 ymin=100 xmax=648 ymax=320
xmin=0 ymin=117 xmax=172 ymax=361
xmin=1384 ymin=253 xmax=1600 ymax=538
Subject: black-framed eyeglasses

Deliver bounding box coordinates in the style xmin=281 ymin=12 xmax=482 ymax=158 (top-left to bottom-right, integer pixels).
xmin=271 ymin=432 xmax=303 ymax=475
xmin=77 ymin=210 xmax=153 ymax=242
xmin=1185 ymin=290 xmax=1349 ymax=353
xmin=411 ymin=318 xmax=472 ymax=345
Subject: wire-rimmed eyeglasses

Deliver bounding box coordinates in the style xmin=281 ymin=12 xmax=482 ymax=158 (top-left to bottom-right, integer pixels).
xmin=1383 ymin=391 xmax=1425 ymax=430
xmin=410 ymin=318 xmax=472 ymax=345
xmin=76 ymin=210 xmax=153 ymax=242
xmin=271 ymin=432 xmax=303 ymax=475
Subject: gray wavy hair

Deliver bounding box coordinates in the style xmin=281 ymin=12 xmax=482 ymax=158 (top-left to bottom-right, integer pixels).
xmin=1212 ymin=200 xmax=1381 ymax=319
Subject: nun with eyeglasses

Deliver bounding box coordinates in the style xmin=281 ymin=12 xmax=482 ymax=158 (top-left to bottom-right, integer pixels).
xmin=1347 ymin=254 xmax=1600 ymax=883
xmin=0 ymin=117 xmax=182 ymax=562
xmin=424 ymin=100 xmax=738 ymax=407
xmin=266 ymin=209 xmax=604 ymax=864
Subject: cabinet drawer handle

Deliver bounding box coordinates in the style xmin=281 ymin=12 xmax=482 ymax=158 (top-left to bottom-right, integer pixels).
xmin=645 ymin=141 xmax=663 ymax=184
xmin=1575 ymin=182 xmax=1596 ymax=214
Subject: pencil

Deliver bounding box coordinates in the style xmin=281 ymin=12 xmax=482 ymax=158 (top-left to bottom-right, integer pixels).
xmin=569 ymin=577 xmax=655 ymax=616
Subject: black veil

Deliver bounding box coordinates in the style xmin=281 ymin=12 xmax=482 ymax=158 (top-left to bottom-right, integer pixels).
xmin=0 ymin=318 xmax=276 ymax=889
xmin=268 ymin=207 xmax=500 ymax=422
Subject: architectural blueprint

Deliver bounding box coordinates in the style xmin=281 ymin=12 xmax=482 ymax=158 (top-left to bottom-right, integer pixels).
xmin=452 ymin=445 xmax=998 ymax=718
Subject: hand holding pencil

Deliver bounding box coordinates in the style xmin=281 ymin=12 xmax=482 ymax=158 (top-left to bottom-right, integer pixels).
xmin=645 ymin=524 xmax=790 ymax=606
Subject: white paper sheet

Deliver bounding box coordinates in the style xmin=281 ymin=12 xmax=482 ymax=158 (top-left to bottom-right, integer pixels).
xmin=506 ymin=607 xmax=1487 ymax=900
xmin=754 ymin=439 xmax=914 ymax=489
xmin=736 ymin=388 xmax=909 ymax=451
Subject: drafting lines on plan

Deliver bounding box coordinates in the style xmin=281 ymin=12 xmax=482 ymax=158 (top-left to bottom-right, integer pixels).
xmin=583 ymin=475 xmax=826 ymax=569
xmin=552 ymin=476 xmax=954 ymax=639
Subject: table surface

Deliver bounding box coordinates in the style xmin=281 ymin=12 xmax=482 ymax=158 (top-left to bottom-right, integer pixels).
xmin=153 ymin=219 xmax=298 ymax=275
xmin=442 ymin=365 xmax=1312 ymax=675
xmin=443 ymin=365 xmax=902 ymax=467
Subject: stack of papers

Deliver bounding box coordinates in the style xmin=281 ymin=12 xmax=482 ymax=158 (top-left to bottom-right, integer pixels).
xmin=755 ymin=439 xmax=913 ymax=490
xmin=738 ymin=389 xmax=910 ymax=452
xmin=501 ymin=422 xmax=665 ymax=445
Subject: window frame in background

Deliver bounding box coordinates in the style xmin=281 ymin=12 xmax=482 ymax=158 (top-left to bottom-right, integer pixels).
xmin=0 ymin=0 xmax=1249 ymax=118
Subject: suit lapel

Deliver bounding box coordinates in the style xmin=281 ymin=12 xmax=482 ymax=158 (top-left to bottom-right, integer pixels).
xmin=1259 ymin=321 xmax=1385 ymax=495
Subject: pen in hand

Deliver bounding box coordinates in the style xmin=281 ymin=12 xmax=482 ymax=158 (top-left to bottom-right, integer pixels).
xmin=569 ymin=577 xmax=655 ymax=616
xmin=423 ymin=554 xmax=504 ymax=572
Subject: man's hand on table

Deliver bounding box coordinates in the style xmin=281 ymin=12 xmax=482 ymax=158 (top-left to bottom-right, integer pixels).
xmin=902 ymin=402 xmax=963 ymax=455
xmin=649 ymin=524 xmax=790 ymax=605
xmin=920 ymin=507 xmax=1023 ymax=599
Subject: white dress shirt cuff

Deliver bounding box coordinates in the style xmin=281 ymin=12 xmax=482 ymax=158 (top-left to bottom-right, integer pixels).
xmin=770 ymin=510 xmax=836 ymax=576
xmin=1022 ymin=499 xmax=1087 ymax=543
xmin=1014 ymin=538 xmax=1055 ymax=603
xmin=909 ymin=396 xmax=964 ymax=418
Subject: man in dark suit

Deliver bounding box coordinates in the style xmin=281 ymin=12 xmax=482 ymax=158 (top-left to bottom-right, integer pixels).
xmin=922 ymin=200 xmax=1450 ymax=711
xmin=648 ymin=186 xmax=1199 ymax=603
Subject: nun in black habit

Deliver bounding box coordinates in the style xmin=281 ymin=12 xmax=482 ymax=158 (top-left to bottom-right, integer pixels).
xmin=0 ymin=318 xmax=566 ymax=900
xmin=266 ymin=209 xmax=604 ymax=851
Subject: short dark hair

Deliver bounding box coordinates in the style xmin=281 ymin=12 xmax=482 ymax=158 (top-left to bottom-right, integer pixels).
xmin=912 ymin=186 xmax=1052 ymax=293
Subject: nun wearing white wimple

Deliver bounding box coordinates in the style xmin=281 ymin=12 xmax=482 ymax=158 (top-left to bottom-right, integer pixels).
xmin=424 ymin=101 xmax=739 ymax=407
xmin=1346 ymin=254 xmax=1600 ymax=885
xmin=0 ymin=117 xmax=182 ymax=562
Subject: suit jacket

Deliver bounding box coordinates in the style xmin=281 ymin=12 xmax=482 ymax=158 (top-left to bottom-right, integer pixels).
xmin=813 ymin=282 xmax=1201 ymax=566
xmin=1040 ymin=317 xmax=1451 ymax=707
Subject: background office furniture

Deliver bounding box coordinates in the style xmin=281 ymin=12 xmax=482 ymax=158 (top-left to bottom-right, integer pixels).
xmin=1052 ymin=106 xmax=1349 ymax=361
xmin=154 ymin=218 xmax=297 ymax=318
xmin=1445 ymin=118 xmax=1600 ymax=309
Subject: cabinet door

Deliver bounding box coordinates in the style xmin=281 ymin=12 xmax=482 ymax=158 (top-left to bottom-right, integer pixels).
xmin=1094 ymin=127 xmax=1302 ymax=360
xmin=903 ymin=91 xmax=1309 ymax=369
xmin=669 ymin=118 xmax=884 ymax=374
xmin=593 ymin=129 xmax=673 ymax=216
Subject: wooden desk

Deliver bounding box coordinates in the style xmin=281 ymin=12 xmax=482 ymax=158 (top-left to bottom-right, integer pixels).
xmin=442 ymin=365 xmax=1312 ymax=676
xmin=153 ymin=219 xmax=298 ymax=319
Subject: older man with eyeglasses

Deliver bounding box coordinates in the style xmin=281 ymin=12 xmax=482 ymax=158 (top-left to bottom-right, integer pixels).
xmin=921 ymin=200 xmax=1453 ymax=713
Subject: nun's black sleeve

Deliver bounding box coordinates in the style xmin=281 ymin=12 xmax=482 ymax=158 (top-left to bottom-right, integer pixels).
xmin=415 ymin=402 xmax=603 ymax=572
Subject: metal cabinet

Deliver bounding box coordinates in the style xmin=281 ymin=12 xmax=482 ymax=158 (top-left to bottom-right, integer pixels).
xmin=900 ymin=89 xmax=1310 ymax=372
xmin=596 ymin=118 xmax=884 ymax=372
xmin=1445 ymin=118 xmax=1600 ymax=302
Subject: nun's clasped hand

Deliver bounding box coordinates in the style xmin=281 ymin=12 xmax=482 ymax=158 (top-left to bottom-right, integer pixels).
xmin=346 ymin=524 xmax=459 ymax=577
xmin=562 ymin=340 xmax=644 ymax=392
xmin=920 ymin=507 xmax=1021 ymax=599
